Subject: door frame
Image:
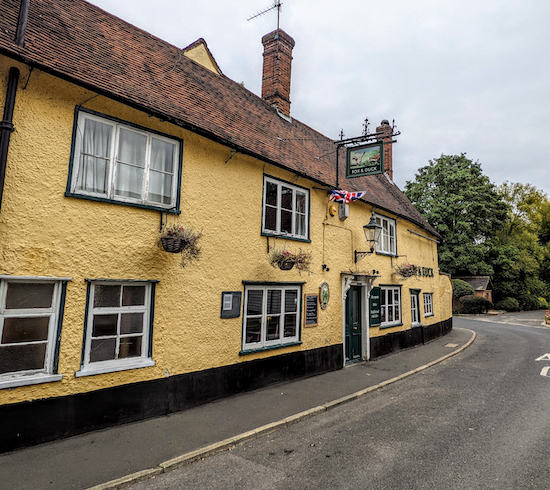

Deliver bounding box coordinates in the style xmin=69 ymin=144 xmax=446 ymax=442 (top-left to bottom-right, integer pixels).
xmin=341 ymin=273 xmax=377 ymax=367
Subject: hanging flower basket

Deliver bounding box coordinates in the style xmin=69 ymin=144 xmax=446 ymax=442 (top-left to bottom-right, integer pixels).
xmin=160 ymin=236 xmax=184 ymax=253
xmin=159 ymin=224 xmax=203 ymax=268
xmin=395 ymin=264 xmax=419 ymax=278
xmin=279 ymin=261 xmax=295 ymax=271
xmin=268 ymin=248 xmax=312 ymax=274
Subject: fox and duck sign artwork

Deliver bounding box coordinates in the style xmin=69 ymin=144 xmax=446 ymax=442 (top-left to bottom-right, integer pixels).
xmin=346 ymin=143 xmax=384 ymax=178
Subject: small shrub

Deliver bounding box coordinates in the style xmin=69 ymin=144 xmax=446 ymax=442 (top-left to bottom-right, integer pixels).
xmin=538 ymin=297 xmax=549 ymax=309
xmin=452 ymin=279 xmax=475 ymax=298
xmin=494 ymin=297 xmax=520 ymax=312
xmin=520 ymin=295 xmax=540 ymax=311
xmin=460 ymin=295 xmax=493 ymax=314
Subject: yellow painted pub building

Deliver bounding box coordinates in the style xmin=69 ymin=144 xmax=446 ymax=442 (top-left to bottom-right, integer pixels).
xmin=0 ymin=0 xmax=452 ymax=452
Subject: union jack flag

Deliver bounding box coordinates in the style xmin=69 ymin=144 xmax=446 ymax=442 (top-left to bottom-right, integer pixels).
xmin=329 ymin=189 xmax=366 ymax=203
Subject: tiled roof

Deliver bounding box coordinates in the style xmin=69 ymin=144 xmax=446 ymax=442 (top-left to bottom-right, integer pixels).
xmin=454 ymin=276 xmax=492 ymax=291
xmin=0 ymin=0 xmax=438 ymax=237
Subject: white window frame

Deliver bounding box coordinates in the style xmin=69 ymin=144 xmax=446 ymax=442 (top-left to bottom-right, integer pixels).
xmin=375 ymin=214 xmax=397 ymax=255
xmin=424 ymin=292 xmax=434 ymax=317
xmin=411 ymin=291 xmax=421 ymax=326
xmin=0 ymin=277 xmax=66 ymax=389
xmin=380 ymin=286 xmax=401 ymax=327
xmin=262 ymin=176 xmax=309 ymax=240
xmin=242 ymin=285 xmax=301 ymax=351
xmin=76 ymin=281 xmax=155 ymax=377
xmin=70 ymin=110 xmax=180 ymax=210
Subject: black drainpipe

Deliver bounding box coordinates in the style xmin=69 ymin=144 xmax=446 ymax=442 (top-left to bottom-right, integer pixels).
xmin=0 ymin=67 xmax=20 ymax=211
xmin=0 ymin=0 xmax=29 ymax=210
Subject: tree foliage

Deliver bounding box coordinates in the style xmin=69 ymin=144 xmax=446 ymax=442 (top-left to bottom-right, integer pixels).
xmin=405 ymin=155 xmax=550 ymax=308
xmin=404 ymin=154 xmax=507 ymax=275
xmin=490 ymin=182 xmax=550 ymax=306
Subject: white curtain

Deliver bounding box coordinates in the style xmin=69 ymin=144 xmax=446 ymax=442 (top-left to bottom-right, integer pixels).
xmin=115 ymin=128 xmax=146 ymax=200
xmin=148 ymin=138 xmax=175 ymax=204
xmin=77 ymin=119 xmax=112 ymax=194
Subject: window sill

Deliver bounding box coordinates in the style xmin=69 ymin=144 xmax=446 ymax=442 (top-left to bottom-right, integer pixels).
xmin=0 ymin=373 xmax=63 ymax=390
xmin=380 ymin=322 xmax=403 ymax=329
xmin=75 ymin=359 xmax=156 ymax=377
xmin=424 ymin=314 xmax=434 ymax=318
xmin=261 ymin=232 xmax=311 ymax=243
xmin=65 ymin=192 xmax=180 ymax=214
xmin=240 ymin=341 xmax=302 ymax=356
xmin=375 ymin=250 xmax=397 ymax=257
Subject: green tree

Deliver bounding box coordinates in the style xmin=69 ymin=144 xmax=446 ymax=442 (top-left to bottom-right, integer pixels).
xmin=490 ymin=182 xmax=550 ymax=305
xmin=404 ymin=154 xmax=507 ymax=275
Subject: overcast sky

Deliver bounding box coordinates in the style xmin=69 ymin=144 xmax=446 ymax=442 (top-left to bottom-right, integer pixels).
xmin=87 ymin=0 xmax=550 ymax=194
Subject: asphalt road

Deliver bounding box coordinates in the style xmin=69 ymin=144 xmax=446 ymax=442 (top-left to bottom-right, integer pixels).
xmin=128 ymin=316 xmax=550 ymax=490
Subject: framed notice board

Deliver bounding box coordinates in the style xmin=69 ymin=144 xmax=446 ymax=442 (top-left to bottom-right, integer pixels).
xmin=304 ymin=294 xmax=318 ymax=327
xmin=369 ymin=287 xmax=381 ymax=327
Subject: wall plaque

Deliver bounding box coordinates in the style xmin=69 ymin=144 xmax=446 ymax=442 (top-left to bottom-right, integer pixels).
xmin=319 ymin=282 xmax=329 ymax=310
xmin=304 ymin=294 xmax=318 ymax=327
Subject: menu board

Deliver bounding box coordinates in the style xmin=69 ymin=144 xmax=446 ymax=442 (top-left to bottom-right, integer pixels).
xmin=369 ymin=287 xmax=381 ymax=327
xmin=305 ymin=294 xmax=318 ymax=327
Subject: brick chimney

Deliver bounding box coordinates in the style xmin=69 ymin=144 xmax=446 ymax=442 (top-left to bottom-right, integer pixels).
xmin=376 ymin=120 xmax=393 ymax=181
xmin=261 ymin=29 xmax=295 ymax=117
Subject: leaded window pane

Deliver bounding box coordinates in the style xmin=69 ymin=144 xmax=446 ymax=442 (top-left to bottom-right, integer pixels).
xmin=5 ymin=283 xmax=54 ymax=309
xmin=0 ymin=343 xmax=47 ymax=374
xmin=94 ymin=285 xmax=121 ymax=308
xmin=119 ymin=337 xmax=142 ymax=358
xmin=90 ymin=338 xmax=117 ymax=362
xmin=247 ymin=290 xmax=263 ymax=316
xmin=266 ymin=316 xmax=280 ymax=341
xmin=2 ymin=317 xmax=50 ymax=343
xmin=285 ymin=290 xmax=297 ymax=313
xmin=120 ymin=313 xmax=144 ymax=334
xmin=122 ymin=286 xmax=146 ymax=306
xmin=267 ymin=290 xmax=281 ymax=315
xmin=92 ymin=314 xmax=118 ymax=337
xmin=281 ymin=210 xmax=292 ymax=233
xmin=284 ymin=314 xmax=297 ymax=337
xmin=245 ymin=317 xmax=262 ymax=344
xmin=265 ymin=206 xmax=277 ymax=231
xmin=281 ymin=186 xmax=293 ymax=210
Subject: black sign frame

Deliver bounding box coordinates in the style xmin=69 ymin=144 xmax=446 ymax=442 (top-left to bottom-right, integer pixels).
xmin=346 ymin=142 xmax=384 ymax=178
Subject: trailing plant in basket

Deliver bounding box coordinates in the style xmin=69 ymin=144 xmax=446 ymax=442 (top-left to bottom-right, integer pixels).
xmin=159 ymin=224 xmax=202 ymax=268
xmin=269 ymin=248 xmax=312 ymax=273
xmin=395 ymin=263 xmax=419 ymax=278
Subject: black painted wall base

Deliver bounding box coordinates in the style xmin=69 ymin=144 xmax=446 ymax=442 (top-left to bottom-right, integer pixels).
xmin=370 ymin=317 xmax=453 ymax=360
xmin=0 ymin=343 xmax=343 ymax=454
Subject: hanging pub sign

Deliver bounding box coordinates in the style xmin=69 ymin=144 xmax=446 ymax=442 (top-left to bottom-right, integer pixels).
xmin=346 ymin=142 xmax=384 ymax=178
xmin=369 ymin=287 xmax=381 ymax=327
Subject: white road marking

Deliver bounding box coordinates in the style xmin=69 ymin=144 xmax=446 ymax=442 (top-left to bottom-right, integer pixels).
xmin=535 ymin=354 xmax=550 ymax=361
xmin=540 ymin=366 xmax=550 ymax=377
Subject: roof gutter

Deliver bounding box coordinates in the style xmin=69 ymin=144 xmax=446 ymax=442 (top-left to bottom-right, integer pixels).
xmin=0 ymin=67 xmax=20 ymax=211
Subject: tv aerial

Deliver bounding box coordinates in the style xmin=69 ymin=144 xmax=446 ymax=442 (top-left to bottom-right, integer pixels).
xmin=247 ymin=1 xmax=283 ymax=30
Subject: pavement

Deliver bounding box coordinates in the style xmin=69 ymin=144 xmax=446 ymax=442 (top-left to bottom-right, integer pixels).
xmin=0 ymin=327 xmax=476 ymax=490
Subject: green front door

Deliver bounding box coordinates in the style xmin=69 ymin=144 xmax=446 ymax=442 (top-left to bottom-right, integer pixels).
xmin=345 ymin=285 xmax=362 ymax=363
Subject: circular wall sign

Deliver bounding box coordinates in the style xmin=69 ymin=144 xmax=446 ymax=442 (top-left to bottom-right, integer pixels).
xmin=319 ymin=282 xmax=329 ymax=310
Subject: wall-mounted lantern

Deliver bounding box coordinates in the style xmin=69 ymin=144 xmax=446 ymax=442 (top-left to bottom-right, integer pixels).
xmin=354 ymin=213 xmax=382 ymax=263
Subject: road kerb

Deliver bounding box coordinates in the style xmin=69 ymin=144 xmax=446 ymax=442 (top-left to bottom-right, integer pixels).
xmin=84 ymin=468 xmax=164 ymax=490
